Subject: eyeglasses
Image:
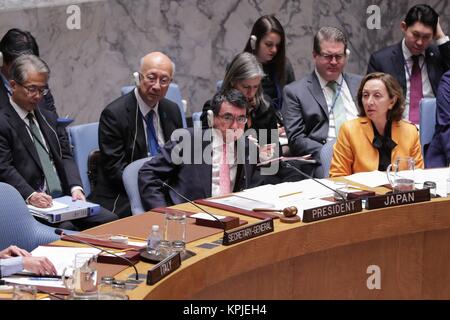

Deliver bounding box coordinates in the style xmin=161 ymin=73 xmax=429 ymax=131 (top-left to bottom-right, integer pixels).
xmin=318 ymin=52 xmax=346 ymax=62
xmin=140 ymin=73 xmax=172 ymax=87
xmin=217 ymin=113 xmax=248 ymax=124
xmin=17 ymin=82 xmax=49 ymax=96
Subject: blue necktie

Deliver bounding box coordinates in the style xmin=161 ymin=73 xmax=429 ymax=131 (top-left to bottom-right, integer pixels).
xmin=145 ymin=110 xmax=160 ymax=156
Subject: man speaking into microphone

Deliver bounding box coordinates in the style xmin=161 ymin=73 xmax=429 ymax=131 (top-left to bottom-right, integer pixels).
xmin=138 ymin=89 xmax=270 ymax=210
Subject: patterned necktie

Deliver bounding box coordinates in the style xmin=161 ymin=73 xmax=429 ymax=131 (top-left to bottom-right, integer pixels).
xmin=409 ymin=55 xmax=423 ymax=124
xmin=327 ymin=80 xmax=346 ymax=136
xmin=26 ymin=113 xmax=63 ymax=197
xmin=145 ymin=110 xmax=160 ymax=156
xmin=219 ymin=143 xmax=231 ymax=195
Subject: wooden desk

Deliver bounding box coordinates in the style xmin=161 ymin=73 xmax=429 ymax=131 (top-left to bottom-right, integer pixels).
xmin=75 ymin=194 xmax=450 ymax=300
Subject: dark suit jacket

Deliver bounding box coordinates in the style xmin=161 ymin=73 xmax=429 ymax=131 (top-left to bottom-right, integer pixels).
xmin=0 ymin=103 xmax=81 ymax=200
xmin=425 ymin=70 xmax=450 ymax=167
xmin=367 ymin=41 xmax=450 ymax=95
xmin=138 ymin=128 xmax=263 ymax=210
xmin=281 ymin=72 xmax=362 ymax=158
xmin=92 ymin=91 xmax=183 ymax=214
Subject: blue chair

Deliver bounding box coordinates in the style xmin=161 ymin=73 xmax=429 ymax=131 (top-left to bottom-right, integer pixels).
xmin=68 ymin=122 xmax=99 ymax=197
xmin=419 ymin=98 xmax=437 ymax=157
xmin=122 ymin=157 xmax=153 ymax=215
xmin=318 ymin=138 xmax=336 ymax=178
xmin=0 ymin=183 xmax=62 ymax=251
xmin=121 ymin=83 xmax=187 ymax=128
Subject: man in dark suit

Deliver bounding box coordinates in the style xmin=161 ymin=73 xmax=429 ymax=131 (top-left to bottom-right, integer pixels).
xmin=425 ymin=70 xmax=450 ymax=167
xmin=138 ymin=90 xmax=264 ymax=210
xmin=282 ymin=27 xmax=362 ymax=177
xmin=91 ymin=52 xmax=183 ymax=217
xmin=0 ymin=54 xmax=117 ymax=230
xmin=0 ymin=28 xmax=57 ymax=115
xmin=367 ymin=4 xmax=450 ymax=124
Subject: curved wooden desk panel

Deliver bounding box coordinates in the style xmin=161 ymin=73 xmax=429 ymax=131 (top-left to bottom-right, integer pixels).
xmin=135 ymin=198 xmax=450 ymax=299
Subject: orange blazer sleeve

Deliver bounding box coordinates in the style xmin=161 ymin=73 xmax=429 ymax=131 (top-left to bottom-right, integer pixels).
xmin=329 ymin=122 xmax=354 ymax=177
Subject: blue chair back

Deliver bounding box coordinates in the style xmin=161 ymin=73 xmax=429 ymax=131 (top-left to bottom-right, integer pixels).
xmin=121 ymin=83 xmax=187 ymax=128
xmin=122 ymin=157 xmax=153 ymax=215
xmin=68 ymin=122 xmax=99 ymax=196
xmin=318 ymin=138 xmax=336 ymax=178
xmin=419 ymin=98 xmax=437 ymax=156
xmin=0 ymin=183 xmax=61 ymax=251
xmin=192 ymin=111 xmax=203 ymax=128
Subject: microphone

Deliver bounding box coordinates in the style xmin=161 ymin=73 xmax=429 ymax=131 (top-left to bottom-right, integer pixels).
xmin=160 ymin=181 xmax=227 ymax=230
xmin=54 ymin=229 xmax=140 ymax=281
xmin=281 ymin=160 xmax=347 ymax=201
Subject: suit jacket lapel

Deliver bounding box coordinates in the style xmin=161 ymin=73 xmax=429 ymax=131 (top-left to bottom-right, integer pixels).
xmin=425 ymin=47 xmax=438 ymax=94
xmin=307 ymin=72 xmax=328 ymax=117
xmin=198 ymin=133 xmax=212 ymax=197
xmin=127 ymin=94 xmax=147 ymax=159
xmin=4 ymin=105 xmax=42 ymax=170
xmin=392 ymin=42 xmax=407 ymax=94
xmin=158 ymin=99 xmax=173 ymax=141
xmin=359 ymin=117 xmax=374 ymax=146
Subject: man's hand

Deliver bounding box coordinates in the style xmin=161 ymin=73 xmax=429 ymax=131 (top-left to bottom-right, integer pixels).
xmin=71 ymin=189 xmax=85 ymax=202
xmin=29 ymin=192 xmax=53 ymax=208
xmin=0 ymin=245 xmax=31 ymax=259
xmin=23 ymin=256 xmax=57 ymax=276
xmin=435 ymin=17 xmax=446 ymax=40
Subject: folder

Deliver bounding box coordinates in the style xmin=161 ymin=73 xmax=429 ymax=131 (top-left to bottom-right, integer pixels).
xmin=28 ymin=196 xmax=101 ymax=223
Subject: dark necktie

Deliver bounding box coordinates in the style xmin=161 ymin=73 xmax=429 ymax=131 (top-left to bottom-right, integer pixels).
xmin=26 ymin=113 xmax=63 ymax=197
xmin=145 ymin=110 xmax=160 ymax=156
xmin=409 ymin=55 xmax=423 ymax=124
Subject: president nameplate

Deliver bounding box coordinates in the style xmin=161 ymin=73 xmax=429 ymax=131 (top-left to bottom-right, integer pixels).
xmin=222 ymin=218 xmax=274 ymax=246
xmin=147 ymin=252 xmax=181 ymax=285
xmin=366 ymin=188 xmax=430 ymax=210
xmin=303 ymin=199 xmax=363 ymax=223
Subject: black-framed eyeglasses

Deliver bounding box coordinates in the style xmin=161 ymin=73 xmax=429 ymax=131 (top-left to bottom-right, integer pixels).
xmin=17 ymin=82 xmax=49 ymax=96
xmin=217 ymin=113 xmax=248 ymax=124
xmin=139 ymin=72 xmax=172 ymax=87
xmin=318 ymin=52 xmax=346 ymax=62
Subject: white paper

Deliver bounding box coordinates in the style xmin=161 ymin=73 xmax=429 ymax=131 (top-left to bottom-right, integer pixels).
xmin=190 ymin=212 xmax=227 ymax=221
xmin=207 ymin=195 xmax=276 ymax=211
xmin=127 ymin=240 xmax=147 ymax=247
xmin=30 ymin=246 xmax=100 ymax=276
xmin=345 ymin=171 xmax=390 ymax=188
xmin=3 ymin=277 xmax=65 ymax=288
xmin=27 ymin=200 xmax=68 ymax=213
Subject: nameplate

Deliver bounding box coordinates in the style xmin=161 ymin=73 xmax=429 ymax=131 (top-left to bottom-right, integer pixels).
xmin=147 ymin=252 xmax=181 ymax=285
xmin=222 ymin=218 xmax=274 ymax=246
xmin=366 ymin=188 xmax=430 ymax=210
xmin=303 ymin=199 xmax=363 ymax=223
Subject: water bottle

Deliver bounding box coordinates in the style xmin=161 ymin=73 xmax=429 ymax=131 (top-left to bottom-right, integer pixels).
xmin=147 ymin=225 xmax=161 ymax=255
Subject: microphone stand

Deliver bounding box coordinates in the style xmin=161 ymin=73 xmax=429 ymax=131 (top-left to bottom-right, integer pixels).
xmin=55 ymin=229 xmax=141 ymax=281
xmin=282 ymin=160 xmax=347 ymax=201
xmin=160 ymin=181 xmax=227 ymax=229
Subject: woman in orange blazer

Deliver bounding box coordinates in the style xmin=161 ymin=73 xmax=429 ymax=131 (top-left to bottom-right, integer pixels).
xmin=329 ymin=72 xmax=424 ymax=177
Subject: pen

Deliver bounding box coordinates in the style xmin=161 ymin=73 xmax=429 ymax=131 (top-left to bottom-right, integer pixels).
xmin=279 ymin=191 xmax=302 ymax=198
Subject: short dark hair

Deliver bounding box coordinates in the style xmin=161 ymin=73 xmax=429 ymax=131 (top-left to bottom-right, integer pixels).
xmin=243 ymin=14 xmax=287 ymax=85
xmin=0 ymin=28 xmax=39 ymax=65
xmin=404 ymin=4 xmax=439 ymax=35
xmin=313 ymin=26 xmax=348 ymax=55
xmin=357 ymin=72 xmax=405 ymax=122
xmin=210 ymin=89 xmax=248 ymax=116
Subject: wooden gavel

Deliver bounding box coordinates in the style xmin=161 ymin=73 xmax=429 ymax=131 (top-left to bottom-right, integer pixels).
xmin=253 ymin=206 xmax=298 ymax=217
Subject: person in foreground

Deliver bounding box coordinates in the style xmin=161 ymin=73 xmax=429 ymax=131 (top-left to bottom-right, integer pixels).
xmin=0 ymin=245 xmax=56 ymax=277
xmin=329 ymin=72 xmax=424 ymax=177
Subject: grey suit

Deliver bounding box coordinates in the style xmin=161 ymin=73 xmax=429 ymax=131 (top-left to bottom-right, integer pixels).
xmin=282 ymin=72 xmax=362 ymax=160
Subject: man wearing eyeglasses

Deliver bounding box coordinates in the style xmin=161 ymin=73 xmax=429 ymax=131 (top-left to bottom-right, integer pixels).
xmin=0 ymin=28 xmax=57 ymax=115
xmin=282 ymin=27 xmax=362 ymax=177
xmin=138 ymin=89 xmax=264 ymax=210
xmin=92 ymin=52 xmax=183 ymax=218
xmin=0 ymin=54 xmax=117 ymax=230
xmin=367 ymin=4 xmax=450 ymax=125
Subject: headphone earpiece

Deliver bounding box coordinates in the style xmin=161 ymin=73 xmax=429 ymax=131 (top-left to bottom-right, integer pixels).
xmin=346 ymin=49 xmax=351 ymax=57
xmin=250 ymin=35 xmax=257 ymax=51
xmin=0 ymin=51 xmax=3 ymax=67
xmin=207 ymin=110 xmax=214 ymax=128
xmin=133 ymin=72 xmax=140 ymax=86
